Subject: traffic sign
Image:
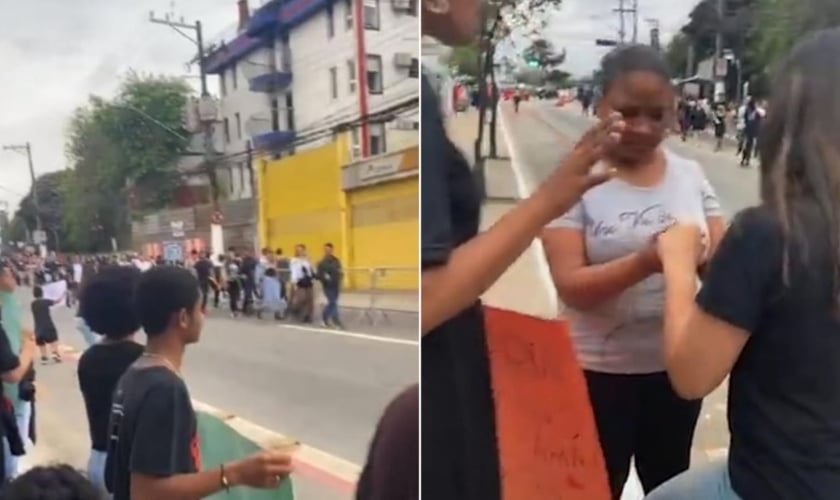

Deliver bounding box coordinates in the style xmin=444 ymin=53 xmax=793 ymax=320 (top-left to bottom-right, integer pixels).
xmin=595 ymin=39 xmax=619 ymax=47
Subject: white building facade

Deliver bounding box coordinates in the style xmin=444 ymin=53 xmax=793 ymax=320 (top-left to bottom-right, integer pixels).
xmin=204 ymin=0 xmax=418 ymax=166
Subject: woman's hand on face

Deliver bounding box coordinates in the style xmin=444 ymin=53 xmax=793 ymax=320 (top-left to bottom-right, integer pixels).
xmin=536 ymin=112 xmax=626 ymax=216
xmin=656 ymin=224 xmax=705 ymax=268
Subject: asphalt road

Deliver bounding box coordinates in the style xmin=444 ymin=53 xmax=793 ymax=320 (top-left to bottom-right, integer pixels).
xmin=498 ymin=101 xmax=761 ymax=496
xmin=24 ymin=295 xmax=418 ymax=499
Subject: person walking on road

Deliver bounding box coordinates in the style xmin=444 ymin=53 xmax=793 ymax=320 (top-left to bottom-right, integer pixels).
xmin=712 ymin=104 xmax=727 ymax=152
xmin=30 ymin=286 xmax=62 ymax=364
xmin=77 ymin=266 xmax=145 ymax=493
xmin=104 ymin=267 xmax=294 ymax=499
xmin=541 ymin=45 xmax=726 ymax=499
xmin=317 ymin=243 xmax=344 ymax=329
xmin=193 ymin=252 xmax=213 ymax=312
xmin=740 ymin=98 xmax=762 ymax=167
xmin=421 ymin=1 xmax=624 ymax=497
xmin=289 ymin=245 xmax=315 ymax=323
xmin=647 ymin=27 xmax=840 ymax=500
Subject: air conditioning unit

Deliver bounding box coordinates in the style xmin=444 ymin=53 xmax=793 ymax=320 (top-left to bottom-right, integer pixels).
xmin=392 ymin=118 xmax=418 ymax=131
xmin=197 ymin=96 xmax=219 ymax=122
xmin=393 ymin=52 xmax=413 ymax=68
xmin=391 ymin=0 xmax=412 ymax=11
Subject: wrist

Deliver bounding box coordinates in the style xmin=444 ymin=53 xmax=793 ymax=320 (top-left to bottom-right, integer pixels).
xmin=223 ymin=461 xmax=243 ymax=487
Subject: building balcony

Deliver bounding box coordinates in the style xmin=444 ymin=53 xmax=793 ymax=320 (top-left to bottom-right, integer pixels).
xmin=249 ymin=70 xmax=293 ymax=93
xmin=252 ymin=130 xmax=296 ymax=152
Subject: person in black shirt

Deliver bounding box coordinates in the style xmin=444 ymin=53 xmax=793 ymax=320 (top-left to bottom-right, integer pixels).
xmin=105 ymin=267 xmax=293 ymax=499
xmin=30 ymin=286 xmax=62 ymax=364
xmin=241 ymin=250 xmax=258 ymax=316
xmin=77 ymin=266 xmax=145 ymax=492
xmin=418 ymin=6 xmax=625 ymax=498
xmin=646 ymin=28 xmax=840 ymax=500
xmin=193 ymin=252 xmax=213 ymax=312
xmin=2 ymin=464 xmax=100 ymax=499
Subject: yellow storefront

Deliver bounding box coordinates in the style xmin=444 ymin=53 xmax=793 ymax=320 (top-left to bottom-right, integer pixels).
xmin=257 ymin=135 xmax=351 ymax=265
xmin=342 ymin=146 xmax=419 ymax=291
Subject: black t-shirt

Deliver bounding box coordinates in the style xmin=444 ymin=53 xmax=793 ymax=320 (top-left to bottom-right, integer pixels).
xmin=194 ymin=259 xmax=212 ymax=283
xmin=77 ymin=341 xmax=144 ymax=451
xmin=31 ymin=298 xmax=56 ymax=334
xmin=697 ymin=204 xmax=840 ymax=500
xmin=419 ymin=75 xmax=500 ymax=500
xmin=105 ymin=365 xmax=200 ymax=498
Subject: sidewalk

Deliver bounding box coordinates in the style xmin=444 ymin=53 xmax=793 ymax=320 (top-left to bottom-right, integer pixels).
xmin=447 ymin=107 xmax=558 ymax=319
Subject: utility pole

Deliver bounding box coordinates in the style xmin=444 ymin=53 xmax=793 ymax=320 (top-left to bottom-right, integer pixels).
xmin=613 ymin=0 xmax=637 ymax=46
xmin=713 ymin=0 xmax=724 ymax=101
xmin=3 ymin=143 xmax=41 ymax=231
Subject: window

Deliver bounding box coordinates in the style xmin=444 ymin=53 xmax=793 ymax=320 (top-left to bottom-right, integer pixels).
xmin=235 ymin=113 xmax=242 ymax=139
xmin=231 ymin=63 xmax=238 ymax=90
xmin=350 ymin=127 xmax=362 ymax=159
xmin=363 ymin=0 xmax=380 ymax=29
xmin=344 ymin=0 xmax=353 ymax=30
xmin=223 ymin=118 xmax=231 ymax=144
xmin=326 ymin=7 xmax=335 ymax=38
xmin=366 ymin=54 xmax=383 ymax=94
xmin=271 ymin=98 xmax=281 ymax=131
xmin=369 ymin=122 xmax=386 ymax=155
xmin=220 ymin=70 xmax=227 ymax=97
xmin=329 ymin=67 xmax=338 ymax=100
xmin=347 ymin=59 xmax=357 ymax=93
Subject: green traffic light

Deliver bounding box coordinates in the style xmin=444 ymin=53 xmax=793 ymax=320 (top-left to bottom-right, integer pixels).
xmin=527 ymin=60 xmax=540 ymax=68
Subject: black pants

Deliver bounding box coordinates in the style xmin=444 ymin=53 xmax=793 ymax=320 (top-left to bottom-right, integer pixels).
xmin=199 ymin=280 xmax=210 ymax=311
xmin=742 ymin=134 xmax=757 ymax=165
xmin=584 ymin=370 xmax=701 ymax=499
xmin=228 ymin=281 xmax=241 ymax=313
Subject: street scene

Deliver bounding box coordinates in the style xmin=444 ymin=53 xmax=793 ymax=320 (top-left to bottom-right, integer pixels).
xmin=0 ymin=0 xmax=418 ymax=498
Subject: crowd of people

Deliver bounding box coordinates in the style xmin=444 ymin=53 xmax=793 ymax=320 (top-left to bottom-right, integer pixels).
xmin=0 ymin=242 xmax=412 ymax=499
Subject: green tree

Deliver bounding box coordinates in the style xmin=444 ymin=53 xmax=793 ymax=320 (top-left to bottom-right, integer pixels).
xmin=7 ymin=170 xmax=72 ymax=251
xmin=63 ymin=73 xmax=193 ymax=251
xmin=447 ymin=44 xmax=481 ymax=78
xmin=544 ymin=68 xmax=571 ymax=87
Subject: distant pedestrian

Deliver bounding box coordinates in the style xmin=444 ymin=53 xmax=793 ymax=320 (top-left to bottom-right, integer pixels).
xmin=289 ymin=245 xmax=315 ymax=323
xmin=741 ymin=98 xmax=762 ymax=167
xmin=76 ymin=266 xmax=144 ymax=493
xmin=317 ymin=243 xmax=344 ymax=329
xmin=713 ymin=104 xmax=727 ymax=151
xmin=258 ymin=268 xmax=285 ymax=320
xmin=30 ymin=286 xmax=62 ymax=365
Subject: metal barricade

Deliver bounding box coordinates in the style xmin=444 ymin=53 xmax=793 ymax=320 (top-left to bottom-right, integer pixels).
xmin=338 ymin=266 xmax=418 ymax=326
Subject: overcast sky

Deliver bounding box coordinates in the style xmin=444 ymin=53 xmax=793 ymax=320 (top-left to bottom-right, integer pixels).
xmin=0 ymin=0 xmax=241 ymax=210
xmin=1 ymin=0 xmax=693 ymax=210
xmin=503 ymin=0 xmax=694 ymax=75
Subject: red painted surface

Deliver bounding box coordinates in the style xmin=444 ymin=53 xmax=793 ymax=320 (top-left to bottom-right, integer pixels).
xmin=353 ymin=0 xmax=370 ymax=157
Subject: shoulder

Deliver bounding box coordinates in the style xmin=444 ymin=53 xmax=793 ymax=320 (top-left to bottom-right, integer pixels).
xmin=730 ymin=206 xmax=781 ymax=237
xmin=665 ymin=149 xmax=706 ymax=181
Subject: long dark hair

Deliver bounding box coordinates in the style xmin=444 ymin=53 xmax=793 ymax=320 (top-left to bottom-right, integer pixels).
xmin=760 ymin=28 xmax=840 ymax=286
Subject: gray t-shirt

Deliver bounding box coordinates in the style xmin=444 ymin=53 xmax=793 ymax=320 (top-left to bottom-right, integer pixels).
xmin=549 ymin=150 xmax=722 ymax=374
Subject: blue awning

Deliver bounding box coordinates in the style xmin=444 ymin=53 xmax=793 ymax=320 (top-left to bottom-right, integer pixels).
xmin=246 ymin=0 xmax=282 ymax=37
xmin=249 ymin=71 xmax=293 ymax=93
xmin=252 ymin=130 xmax=296 ymax=152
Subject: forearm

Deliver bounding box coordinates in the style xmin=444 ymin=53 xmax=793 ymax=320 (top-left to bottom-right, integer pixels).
xmin=558 ymin=252 xmax=655 ymax=310
xmin=421 ymin=193 xmax=556 ymax=335
xmin=662 ymin=259 xmax=698 ymax=369
xmin=131 ymin=469 xmax=225 ymax=500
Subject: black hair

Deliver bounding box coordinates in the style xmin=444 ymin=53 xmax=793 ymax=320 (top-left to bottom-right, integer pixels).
xmin=135 ymin=266 xmax=200 ymax=337
xmin=325 ymin=242 xmax=333 ymax=249
xmin=265 ymin=267 xmax=278 ymax=278
xmin=276 ymin=248 xmax=283 ymax=255
xmin=79 ymin=266 xmax=142 ymax=340
xmin=1 ymin=464 xmax=100 ymax=499
xmin=32 ymin=286 xmax=42 ymax=299
xmin=600 ymin=44 xmax=671 ymax=94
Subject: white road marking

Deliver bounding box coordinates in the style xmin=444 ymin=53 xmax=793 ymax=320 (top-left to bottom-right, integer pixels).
xmin=497 ymin=104 xmax=561 ymax=318
xmin=192 ymin=400 xmax=362 ymax=484
xmin=278 ymin=324 xmax=419 ymax=346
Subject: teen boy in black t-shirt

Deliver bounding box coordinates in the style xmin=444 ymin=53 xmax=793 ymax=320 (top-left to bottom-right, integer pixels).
xmin=77 ymin=266 xmax=145 ymax=492
xmin=105 ymin=267 xmax=294 ymax=499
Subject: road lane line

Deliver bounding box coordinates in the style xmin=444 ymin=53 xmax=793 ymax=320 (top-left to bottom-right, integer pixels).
xmin=59 ymin=345 xmax=361 ymax=493
xmin=497 ymin=104 xmax=562 ymax=318
xmin=278 ymin=324 xmax=418 ymax=346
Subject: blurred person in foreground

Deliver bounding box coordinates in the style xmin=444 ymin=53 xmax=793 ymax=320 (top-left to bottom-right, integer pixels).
xmin=360 ymin=2 xmax=625 ymax=500
xmin=105 ymin=267 xmax=293 ymax=499
xmin=647 ymin=28 xmax=840 ymax=500
xmin=77 ymin=266 xmax=145 ymax=492
xmin=0 ymin=263 xmax=36 ymax=481
xmin=0 ymin=464 xmax=99 ymax=499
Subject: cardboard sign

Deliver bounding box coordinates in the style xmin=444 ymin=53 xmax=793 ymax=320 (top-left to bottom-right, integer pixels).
xmin=484 ymin=306 xmax=610 ymax=500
